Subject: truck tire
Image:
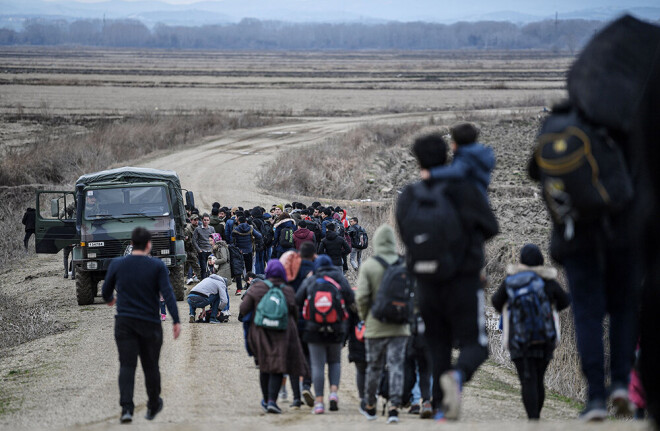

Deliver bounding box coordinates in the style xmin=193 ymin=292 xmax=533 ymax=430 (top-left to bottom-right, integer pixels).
xmin=76 ymin=271 xmax=95 ymax=305
xmin=170 ymin=264 xmax=185 ymax=301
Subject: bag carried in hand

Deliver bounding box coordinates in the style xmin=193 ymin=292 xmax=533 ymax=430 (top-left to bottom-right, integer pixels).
xmin=303 ymin=275 xmax=348 ymax=326
xmin=534 ymin=106 xmax=633 ymax=239
xmin=254 ymin=280 xmax=288 ymax=331
xmin=399 ymin=181 xmax=467 ymax=282
xmin=279 ymin=226 xmax=295 ymax=249
xmin=371 ymin=256 xmax=414 ymax=324
xmin=505 ymin=271 xmax=557 ymax=352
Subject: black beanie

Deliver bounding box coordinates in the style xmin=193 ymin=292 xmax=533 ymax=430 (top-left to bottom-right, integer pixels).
xmin=520 ymin=244 xmax=544 ymax=266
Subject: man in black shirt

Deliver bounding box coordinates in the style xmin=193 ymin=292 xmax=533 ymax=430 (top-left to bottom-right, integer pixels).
xmin=102 ymin=227 xmax=181 ymax=423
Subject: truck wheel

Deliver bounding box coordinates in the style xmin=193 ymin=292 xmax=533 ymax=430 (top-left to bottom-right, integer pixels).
xmin=76 ymin=271 xmax=95 ymax=305
xmin=170 ymin=265 xmax=185 ymax=301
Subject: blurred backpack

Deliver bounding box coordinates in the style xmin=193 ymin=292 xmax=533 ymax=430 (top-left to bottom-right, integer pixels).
xmin=534 ymin=103 xmax=633 ymax=240
xmin=279 ymin=225 xmax=295 ymax=249
xmin=504 ymin=271 xmax=557 ymax=353
xmin=370 ymin=256 xmax=414 ymax=324
xmin=261 ymin=222 xmax=274 ymax=248
xmin=352 ymin=227 xmax=369 ymax=250
xmin=399 ymin=181 xmax=467 ymax=282
xmin=227 ymin=243 xmax=245 ymax=277
xmin=254 ymin=280 xmax=288 ymax=331
xmin=302 ymin=276 xmax=348 ymax=329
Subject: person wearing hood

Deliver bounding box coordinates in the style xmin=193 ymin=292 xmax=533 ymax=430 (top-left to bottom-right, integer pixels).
xmin=317 ymin=223 xmax=350 ymax=271
xmin=420 ymin=122 xmax=495 ymax=200
xmin=356 ymin=224 xmax=411 ymax=423
xmin=239 ymin=259 xmax=309 ymax=414
xmin=491 ymin=244 xmax=570 ymax=420
xmin=273 ymin=213 xmax=297 ymax=259
xmin=293 ymin=220 xmax=316 ymax=250
xmin=187 ymin=273 xmax=229 ymax=324
xmin=295 ymin=254 xmax=355 ymax=414
xmin=232 ymin=216 xmax=262 ymax=276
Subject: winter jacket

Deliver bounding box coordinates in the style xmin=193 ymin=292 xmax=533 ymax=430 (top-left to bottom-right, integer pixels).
xmin=189 ymin=274 xmax=229 ymax=311
xmin=295 ymin=262 xmax=355 ymax=344
xmin=317 ymin=231 xmax=350 ymax=267
xmin=213 ymin=240 xmax=233 ymax=283
xmin=232 ymin=222 xmax=262 ymax=255
xmin=290 ymin=258 xmax=315 ymax=292
xmin=239 ymin=278 xmax=309 ymax=376
xmin=396 ymin=177 xmax=499 ymax=275
xmin=22 ymin=208 xmax=36 ymax=231
xmin=224 ymin=217 xmax=236 ymax=243
xmin=228 ymin=243 xmax=245 ymax=277
xmin=491 ymin=263 xmax=571 ymax=360
xmin=273 ymin=219 xmax=297 ymax=257
xmin=356 ymin=225 xmax=411 ymax=339
xmin=428 ymin=142 xmax=495 ymax=199
xmin=293 ymin=228 xmax=316 ymax=250
xmin=321 ymin=218 xmax=333 ymax=238
xmin=209 ymin=215 xmax=223 ymax=233
xmin=347 ymin=224 xmax=365 ymax=249
xmin=347 ymin=308 xmax=366 ymax=363
xmin=184 ymin=223 xmax=197 ymax=253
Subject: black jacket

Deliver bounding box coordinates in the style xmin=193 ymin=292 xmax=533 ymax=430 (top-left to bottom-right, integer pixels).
xmin=396 ymin=178 xmax=499 ymax=275
xmin=317 ymin=231 xmax=351 ymax=267
xmin=22 ymin=208 xmax=36 ymax=231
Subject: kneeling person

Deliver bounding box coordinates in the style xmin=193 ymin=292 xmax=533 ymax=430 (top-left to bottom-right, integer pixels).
xmin=187 ymin=273 xmax=229 ymax=324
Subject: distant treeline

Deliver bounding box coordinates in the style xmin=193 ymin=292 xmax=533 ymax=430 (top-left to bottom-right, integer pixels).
xmin=0 ymin=17 xmax=607 ymax=51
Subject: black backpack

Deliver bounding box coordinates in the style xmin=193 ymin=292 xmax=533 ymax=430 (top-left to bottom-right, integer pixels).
xmin=534 ymin=106 xmax=634 ymax=239
xmin=307 ymin=219 xmax=323 ymax=242
xmin=352 ymin=227 xmax=369 ymax=250
xmin=399 ymin=181 xmax=467 ymax=283
xmin=261 ymin=222 xmax=274 ymax=248
xmin=227 ymin=244 xmax=245 ymax=277
xmin=279 ymin=225 xmax=295 ymax=249
xmin=370 ymin=256 xmax=414 ymax=324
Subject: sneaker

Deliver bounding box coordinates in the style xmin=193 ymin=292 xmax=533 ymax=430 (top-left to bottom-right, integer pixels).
xmin=235 ymin=289 xmax=243 ymax=296
xmin=434 ymin=410 xmax=447 ymax=422
xmin=267 ymin=401 xmax=282 ymax=414
xmin=209 ymin=318 xmax=221 ymax=324
xmin=387 ymin=408 xmax=399 ymax=424
xmin=186 ymin=278 xmax=193 ymax=285
xmin=192 ymin=276 xmax=200 ymax=282
xmin=64 ymin=272 xmax=68 ymax=279
xmin=420 ymin=401 xmax=433 ymax=419
xmin=279 ymin=386 xmax=288 ymax=401
xmin=408 ymin=404 xmax=420 ymax=415
xmin=329 ymin=392 xmax=339 ymax=411
xmin=359 ymin=400 xmax=377 ymax=421
xmin=302 ymin=388 xmax=314 ymax=407
xmin=161 ymin=313 xmax=166 ymax=321
xmin=145 ymin=398 xmax=163 ymax=421
xmin=120 ymin=409 xmax=132 ymax=424
xmin=313 ymin=402 xmax=324 ymax=414
xmin=261 ymin=399 xmax=268 ymax=413
xmin=189 ymin=315 xmax=195 ymax=323
xmin=440 ymin=370 xmax=463 ymax=421
xmin=610 ymin=385 xmax=634 ymax=417
xmin=290 ymin=399 xmax=302 ymax=410
xmin=579 ymin=399 xmax=608 ymax=422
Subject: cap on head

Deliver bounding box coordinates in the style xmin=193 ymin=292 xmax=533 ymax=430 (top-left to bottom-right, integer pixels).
xmin=520 ymin=243 xmax=544 ymax=267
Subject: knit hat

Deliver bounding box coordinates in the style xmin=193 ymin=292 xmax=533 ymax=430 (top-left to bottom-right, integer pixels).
xmin=276 ymin=204 xmax=284 ymax=211
xmin=265 ymin=259 xmax=287 ymax=282
xmin=279 ymin=251 xmax=302 ymax=282
xmin=520 ymin=244 xmax=544 ymax=267
xmin=314 ymin=255 xmax=334 ymax=271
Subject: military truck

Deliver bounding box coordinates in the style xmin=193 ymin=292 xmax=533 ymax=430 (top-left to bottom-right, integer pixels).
xmin=35 ymin=167 xmax=192 ymax=304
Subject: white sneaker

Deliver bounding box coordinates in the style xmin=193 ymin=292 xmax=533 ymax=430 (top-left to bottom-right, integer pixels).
xmin=279 ymin=387 xmax=288 ymax=401
xmin=192 ymin=276 xmax=200 ymax=282
xmin=186 ymin=278 xmax=193 ymax=285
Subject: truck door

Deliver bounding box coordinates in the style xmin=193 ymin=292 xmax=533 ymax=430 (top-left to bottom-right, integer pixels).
xmin=35 ymin=190 xmax=78 ymax=253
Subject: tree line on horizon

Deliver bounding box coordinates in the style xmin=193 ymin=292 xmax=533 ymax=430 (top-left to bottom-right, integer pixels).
xmin=0 ymin=17 xmax=615 ymax=51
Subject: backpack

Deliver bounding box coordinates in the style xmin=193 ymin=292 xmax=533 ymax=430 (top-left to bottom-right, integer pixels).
xmin=400 ymin=181 xmax=467 ymax=282
xmin=307 ymin=220 xmax=323 ymax=242
xmin=227 ymin=243 xmax=245 ymax=277
xmin=302 ymin=275 xmax=348 ymax=327
xmin=534 ymin=106 xmax=633 ymax=239
xmin=279 ymin=225 xmax=295 ymax=249
xmin=370 ymin=256 xmax=414 ymax=324
xmin=352 ymin=227 xmax=368 ymax=250
xmin=261 ymin=222 xmax=274 ymax=248
xmin=505 ymin=271 xmax=557 ymax=352
xmin=254 ymin=280 xmax=288 ymax=331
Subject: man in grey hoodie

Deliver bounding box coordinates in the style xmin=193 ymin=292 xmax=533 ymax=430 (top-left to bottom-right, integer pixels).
xmin=187 ymin=274 xmax=229 ymax=324
xmin=193 ymin=213 xmax=216 ymax=279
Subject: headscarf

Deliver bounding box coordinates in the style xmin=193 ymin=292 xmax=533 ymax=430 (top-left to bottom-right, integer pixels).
xmin=279 ymin=251 xmax=302 ymax=282
xmin=265 ymin=259 xmax=287 ymax=282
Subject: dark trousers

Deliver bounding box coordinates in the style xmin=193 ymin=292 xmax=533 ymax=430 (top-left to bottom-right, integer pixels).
xmin=198 ymin=251 xmax=211 ymax=279
xmin=242 ymin=253 xmax=253 ymax=275
xmin=63 ymin=245 xmax=74 ymax=275
xmin=114 ymin=317 xmax=163 ymax=414
xmin=23 ymin=230 xmax=34 ymax=250
xmin=260 ymin=372 xmax=283 ymax=403
xmin=513 ymin=357 xmax=550 ymax=419
xmin=354 ymin=360 xmax=367 ymax=401
xmin=563 ymin=246 xmax=640 ymax=401
xmin=404 ymin=339 xmax=433 ymax=402
xmin=418 ymin=274 xmax=489 ymax=410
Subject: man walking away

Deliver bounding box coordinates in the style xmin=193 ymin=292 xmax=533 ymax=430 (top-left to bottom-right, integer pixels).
xmin=187 ymin=273 xmax=229 ymax=323
xmin=348 ymin=217 xmax=367 ymax=271
xmin=317 ymin=223 xmax=350 ymax=272
xmin=293 ymin=220 xmax=316 ymax=250
xmin=21 ymin=207 xmax=36 ymax=251
xmin=397 ymin=133 xmax=498 ymax=421
xmin=102 ymin=227 xmax=181 ymax=424
xmin=356 ymin=224 xmax=410 ymax=424
xmin=233 ymin=216 xmax=262 ymax=275
xmin=193 ymin=213 xmax=215 ymax=279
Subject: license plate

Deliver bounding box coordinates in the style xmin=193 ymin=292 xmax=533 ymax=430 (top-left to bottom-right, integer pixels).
xmin=88 ymin=241 xmax=104 ymax=247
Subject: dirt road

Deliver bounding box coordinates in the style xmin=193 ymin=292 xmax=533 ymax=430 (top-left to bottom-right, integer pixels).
xmin=0 ymin=111 xmax=646 ymax=430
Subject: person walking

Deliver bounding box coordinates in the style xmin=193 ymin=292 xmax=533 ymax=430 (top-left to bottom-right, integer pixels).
xmin=21 ymin=207 xmax=36 ymax=251
xmin=101 ymin=227 xmax=181 ymax=424
xmin=193 ymin=213 xmax=215 ymax=279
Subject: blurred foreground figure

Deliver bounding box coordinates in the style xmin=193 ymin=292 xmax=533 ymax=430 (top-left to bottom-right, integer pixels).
xmin=529 ymin=15 xmax=660 ymax=423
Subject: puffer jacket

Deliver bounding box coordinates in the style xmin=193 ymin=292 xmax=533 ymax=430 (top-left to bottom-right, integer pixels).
xmin=233 ymin=222 xmax=262 ymax=254
xmin=317 ymin=231 xmax=350 ymax=267
xmin=356 ymin=224 xmax=411 ymax=339
xmin=428 ymin=142 xmax=495 ymax=198
xmin=273 ymin=219 xmax=297 ymax=257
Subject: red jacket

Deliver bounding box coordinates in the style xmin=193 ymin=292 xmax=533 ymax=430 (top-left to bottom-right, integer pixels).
xmin=293 ymin=228 xmax=315 ymax=250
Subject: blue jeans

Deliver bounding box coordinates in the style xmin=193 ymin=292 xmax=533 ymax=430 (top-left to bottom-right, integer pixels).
xmin=255 ymin=250 xmax=265 ymax=275
xmin=187 ymin=293 xmax=220 ymax=319
xmin=563 ymin=245 xmax=641 ymax=401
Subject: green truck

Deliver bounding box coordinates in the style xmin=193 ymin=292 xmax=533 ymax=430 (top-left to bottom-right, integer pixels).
xmin=35 ymin=167 xmax=191 ymax=304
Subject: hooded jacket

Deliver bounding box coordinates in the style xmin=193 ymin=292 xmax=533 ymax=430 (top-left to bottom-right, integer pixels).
xmin=317 ymin=231 xmax=350 ymax=267
xmin=293 ymin=228 xmax=316 ymax=250
xmin=273 ymin=218 xmax=297 ymax=256
xmin=356 ymin=225 xmax=411 ymax=339
xmin=428 ymin=142 xmax=495 ymax=198
xmin=232 ymin=222 xmax=262 ymax=254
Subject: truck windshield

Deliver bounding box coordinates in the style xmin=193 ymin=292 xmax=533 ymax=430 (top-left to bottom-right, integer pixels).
xmin=84 ymin=186 xmax=170 ymax=220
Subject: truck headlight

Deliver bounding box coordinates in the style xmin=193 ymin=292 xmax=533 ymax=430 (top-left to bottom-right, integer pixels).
xmin=87 ymin=252 xmax=97 ymax=259
xmin=161 ymin=258 xmax=172 ymax=266
xmin=86 ymin=261 xmax=98 ymax=270
xmin=160 ymin=249 xmax=169 ymax=255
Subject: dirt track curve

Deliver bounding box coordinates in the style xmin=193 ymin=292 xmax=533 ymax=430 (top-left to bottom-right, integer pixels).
xmin=0 ymin=110 xmax=647 ymax=430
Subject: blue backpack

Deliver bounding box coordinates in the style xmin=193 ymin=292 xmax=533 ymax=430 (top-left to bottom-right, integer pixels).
xmin=505 ymin=271 xmax=557 ymax=352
